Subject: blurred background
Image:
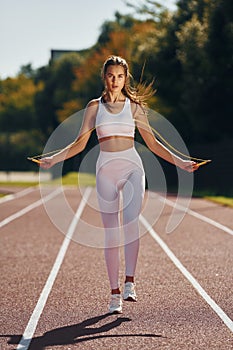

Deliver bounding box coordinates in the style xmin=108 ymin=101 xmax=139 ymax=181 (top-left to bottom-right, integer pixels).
xmin=0 ymin=0 xmax=232 ymax=195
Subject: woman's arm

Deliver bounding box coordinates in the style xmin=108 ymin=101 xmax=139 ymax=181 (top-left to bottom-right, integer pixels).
xmin=40 ymin=100 xmax=98 ymax=169
xmin=134 ymin=104 xmax=197 ymax=172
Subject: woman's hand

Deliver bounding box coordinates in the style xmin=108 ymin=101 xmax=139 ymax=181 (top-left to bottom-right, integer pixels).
xmin=39 ymin=156 xmax=56 ymax=169
xmin=179 ymin=160 xmax=199 ymax=173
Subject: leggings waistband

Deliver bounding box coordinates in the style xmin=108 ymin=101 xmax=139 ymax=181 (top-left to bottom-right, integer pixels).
xmin=99 ymin=147 xmax=135 ymax=157
xmin=96 ymin=147 xmax=144 ymax=174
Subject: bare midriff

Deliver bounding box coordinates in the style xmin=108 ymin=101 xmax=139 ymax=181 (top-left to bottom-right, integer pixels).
xmin=99 ymin=136 xmax=134 ymax=152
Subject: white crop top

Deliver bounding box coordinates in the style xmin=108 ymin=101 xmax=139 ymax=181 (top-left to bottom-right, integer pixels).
xmin=95 ymin=97 xmax=135 ymax=140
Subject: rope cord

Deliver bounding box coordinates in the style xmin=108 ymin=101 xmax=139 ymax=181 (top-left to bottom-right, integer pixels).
xmin=27 ymin=120 xmax=211 ymax=165
xmin=135 ymin=119 xmax=210 ymax=163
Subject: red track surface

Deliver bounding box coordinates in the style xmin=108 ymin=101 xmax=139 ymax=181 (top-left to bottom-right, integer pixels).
xmin=0 ymin=186 xmax=233 ymax=350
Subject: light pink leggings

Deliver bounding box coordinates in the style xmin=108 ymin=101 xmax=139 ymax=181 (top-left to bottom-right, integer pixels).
xmin=96 ymin=147 xmax=145 ymax=290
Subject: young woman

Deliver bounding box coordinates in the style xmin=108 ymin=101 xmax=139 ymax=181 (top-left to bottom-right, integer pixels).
xmin=40 ymin=55 xmax=198 ymax=314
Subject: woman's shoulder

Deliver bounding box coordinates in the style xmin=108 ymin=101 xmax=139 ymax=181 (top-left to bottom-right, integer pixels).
xmin=87 ymin=98 xmax=101 ymax=108
xmin=85 ymin=98 xmax=101 ymax=120
xmin=130 ymin=100 xmax=144 ymax=113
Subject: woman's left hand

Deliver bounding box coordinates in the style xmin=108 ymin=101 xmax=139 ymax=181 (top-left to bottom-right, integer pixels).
xmin=180 ymin=160 xmax=199 ymax=173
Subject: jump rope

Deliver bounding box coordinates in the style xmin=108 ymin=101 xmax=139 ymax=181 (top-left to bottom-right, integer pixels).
xmin=29 ymin=62 xmax=210 ymax=168
xmin=27 ymin=118 xmax=211 ymax=168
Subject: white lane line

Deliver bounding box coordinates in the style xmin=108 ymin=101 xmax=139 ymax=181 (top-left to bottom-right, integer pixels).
xmin=16 ymin=186 xmax=92 ymax=350
xmin=0 ymin=187 xmax=36 ymax=204
xmin=140 ymin=214 xmax=233 ymax=333
xmin=158 ymin=196 xmax=233 ymax=236
xmin=0 ymin=187 xmax=62 ymax=229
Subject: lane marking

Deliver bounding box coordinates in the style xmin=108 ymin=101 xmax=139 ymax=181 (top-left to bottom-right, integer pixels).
xmin=158 ymin=196 xmax=233 ymax=236
xmin=0 ymin=187 xmax=36 ymax=204
xmin=16 ymin=187 xmax=92 ymax=350
xmin=0 ymin=187 xmax=61 ymax=229
xmin=140 ymin=214 xmax=233 ymax=333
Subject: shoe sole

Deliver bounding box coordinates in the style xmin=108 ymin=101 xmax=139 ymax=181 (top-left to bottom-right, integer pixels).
xmin=109 ymin=310 xmax=123 ymax=314
xmin=123 ymin=296 xmax=137 ymax=302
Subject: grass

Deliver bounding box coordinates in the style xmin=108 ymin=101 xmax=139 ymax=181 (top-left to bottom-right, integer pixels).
xmin=192 ymin=189 xmax=233 ymax=208
xmin=1 ymin=172 xmax=233 ymax=208
xmin=204 ymin=196 xmax=233 ymax=208
xmin=47 ymin=172 xmax=96 ymax=187
xmin=0 ymin=181 xmax=38 ymax=187
xmin=0 ymin=172 xmax=96 ymax=189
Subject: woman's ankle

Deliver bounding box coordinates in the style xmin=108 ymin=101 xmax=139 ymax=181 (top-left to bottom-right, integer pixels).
xmin=125 ymin=276 xmax=134 ymax=283
xmin=111 ymin=288 xmax=121 ymax=295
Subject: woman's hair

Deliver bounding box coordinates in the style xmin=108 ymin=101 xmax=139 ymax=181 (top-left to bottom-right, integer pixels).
xmin=101 ymin=55 xmax=155 ymax=107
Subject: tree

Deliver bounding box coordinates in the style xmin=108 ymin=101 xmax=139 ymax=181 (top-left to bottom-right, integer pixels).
xmin=175 ymin=14 xmax=208 ymax=138
xmin=202 ymin=0 xmax=233 ymax=140
xmin=0 ymin=75 xmax=42 ymax=132
xmin=174 ymin=0 xmax=233 ymax=141
xmin=135 ymin=0 xmax=233 ymax=142
xmin=34 ymin=53 xmax=85 ymax=136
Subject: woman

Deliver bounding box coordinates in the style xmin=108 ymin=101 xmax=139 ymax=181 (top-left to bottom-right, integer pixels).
xmin=40 ymin=55 xmax=198 ymax=314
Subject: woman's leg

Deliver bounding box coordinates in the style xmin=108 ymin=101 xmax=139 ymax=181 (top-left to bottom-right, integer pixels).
xmin=122 ymin=170 xmax=145 ymax=279
xmin=102 ymin=212 xmax=121 ymax=292
xmin=96 ymin=171 xmax=121 ymax=292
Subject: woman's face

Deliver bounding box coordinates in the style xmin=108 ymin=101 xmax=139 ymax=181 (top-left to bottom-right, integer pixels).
xmin=104 ymin=65 xmax=126 ymax=95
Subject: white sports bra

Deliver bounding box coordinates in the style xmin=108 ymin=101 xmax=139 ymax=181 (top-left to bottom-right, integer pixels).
xmin=95 ymin=97 xmax=135 ymax=140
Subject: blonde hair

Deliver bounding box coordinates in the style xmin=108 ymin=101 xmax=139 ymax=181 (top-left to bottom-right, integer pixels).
xmin=101 ymin=55 xmax=155 ymax=107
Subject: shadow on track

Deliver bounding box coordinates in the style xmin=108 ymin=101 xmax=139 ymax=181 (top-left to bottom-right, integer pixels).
xmin=2 ymin=313 xmax=164 ymax=349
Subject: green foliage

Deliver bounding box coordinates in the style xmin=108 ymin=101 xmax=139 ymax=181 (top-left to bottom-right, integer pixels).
xmin=34 ymin=52 xmax=86 ymax=136
xmin=144 ymin=0 xmax=233 ymax=142
xmin=176 ymin=0 xmax=233 ymax=141
xmin=0 ymin=75 xmax=41 ymax=132
xmin=0 ymin=129 xmax=45 ymax=171
xmin=0 ymin=0 xmax=232 ymax=189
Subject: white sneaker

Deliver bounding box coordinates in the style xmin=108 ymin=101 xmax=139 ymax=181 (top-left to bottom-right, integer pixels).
xmin=123 ymin=282 xmax=137 ymax=301
xmin=109 ymin=294 xmax=123 ymax=314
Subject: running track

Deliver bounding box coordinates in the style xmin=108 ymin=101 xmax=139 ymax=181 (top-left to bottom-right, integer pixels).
xmin=0 ymin=185 xmax=233 ymax=350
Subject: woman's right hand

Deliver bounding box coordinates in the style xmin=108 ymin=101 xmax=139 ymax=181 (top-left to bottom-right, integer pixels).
xmin=40 ymin=156 xmax=56 ymax=169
